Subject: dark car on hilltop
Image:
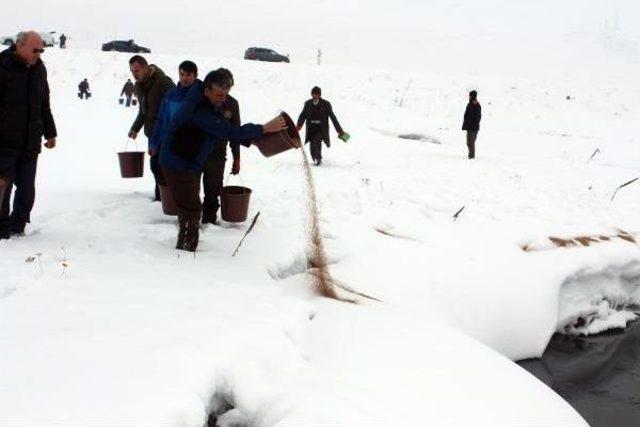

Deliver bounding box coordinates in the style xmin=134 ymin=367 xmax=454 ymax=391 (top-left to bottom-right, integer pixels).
xmin=102 ymin=39 xmax=151 ymax=53
xmin=244 ymin=47 xmax=289 ymax=63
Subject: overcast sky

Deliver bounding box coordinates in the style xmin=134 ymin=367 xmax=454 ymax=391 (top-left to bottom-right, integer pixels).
xmin=2 ymin=0 xmax=639 ymax=71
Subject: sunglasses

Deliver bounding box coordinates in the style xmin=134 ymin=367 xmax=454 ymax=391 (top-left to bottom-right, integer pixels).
xmin=32 ymin=48 xmax=45 ymax=54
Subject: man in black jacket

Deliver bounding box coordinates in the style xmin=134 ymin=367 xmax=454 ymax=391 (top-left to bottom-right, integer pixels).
xmin=296 ymin=86 xmax=346 ymax=166
xmin=121 ymin=78 xmax=134 ymax=107
xmin=127 ymin=55 xmax=175 ymax=201
xmin=462 ymin=90 xmax=481 ymax=159
xmin=202 ymin=68 xmax=241 ymax=225
xmin=0 ymin=31 xmax=57 ymax=239
xmin=78 ymin=78 xmax=90 ymax=99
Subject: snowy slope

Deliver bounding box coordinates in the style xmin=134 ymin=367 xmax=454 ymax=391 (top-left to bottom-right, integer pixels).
xmin=0 ymin=34 xmax=639 ymax=425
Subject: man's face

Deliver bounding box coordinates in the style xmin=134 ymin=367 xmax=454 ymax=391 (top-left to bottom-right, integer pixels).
xmin=204 ymin=84 xmax=229 ymax=107
xmin=312 ymin=93 xmax=320 ymax=102
xmin=16 ymin=35 xmax=44 ymax=66
xmin=178 ymin=69 xmax=197 ymax=87
xmin=129 ymin=62 xmax=149 ymax=83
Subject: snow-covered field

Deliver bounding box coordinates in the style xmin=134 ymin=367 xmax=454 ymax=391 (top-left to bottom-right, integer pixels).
xmin=1 ymin=24 xmax=640 ymax=426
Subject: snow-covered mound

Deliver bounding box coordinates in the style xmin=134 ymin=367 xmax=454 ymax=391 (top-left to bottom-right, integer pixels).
xmin=1 ymin=33 xmax=639 ymax=425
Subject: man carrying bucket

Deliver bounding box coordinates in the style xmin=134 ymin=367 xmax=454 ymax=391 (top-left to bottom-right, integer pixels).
xmin=157 ymin=68 xmax=288 ymax=252
xmin=127 ymin=55 xmax=175 ymax=201
xmin=296 ymin=86 xmax=348 ymax=166
xmin=0 ymin=31 xmax=57 ymax=239
xmin=202 ymin=68 xmax=241 ymax=225
xmin=120 ymin=79 xmax=134 ymax=107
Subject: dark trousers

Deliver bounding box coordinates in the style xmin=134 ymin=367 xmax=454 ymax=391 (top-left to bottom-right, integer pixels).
xmin=466 ymin=130 xmax=478 ymax=159
xmin=309 ymin=134 xmax=324 ymax=161
xmin=125 ymin=96 xmax=132 ymax=107
xmin=202 ymin=155 xmax=226 ymax=223
xmin=162 ymin=167 xmax=202 ymax=221
xmin=150 ymin=154 xmax=165 ymax=201
xmin=0 ymin=153 xmax=38 ymax=231
xmin=79 ymin=90 xmax=90 ymax=99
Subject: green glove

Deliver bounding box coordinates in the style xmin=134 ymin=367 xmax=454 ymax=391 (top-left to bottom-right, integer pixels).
xmin=338 ymin=132 xmax=351 ymax=142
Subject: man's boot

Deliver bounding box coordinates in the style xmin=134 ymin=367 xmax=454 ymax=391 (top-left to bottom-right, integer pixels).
xmin=9 ymin=221 xmax=25 ymax=237
xmin=176 ymin=218 xmax=188 ymax=250
xmin=183 ymin=219 xmax=200 ymax=252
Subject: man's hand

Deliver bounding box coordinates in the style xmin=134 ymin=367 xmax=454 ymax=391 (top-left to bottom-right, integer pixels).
xmin=231 ymin=158 xmax=240 ymax=175
xmin=148 ymin=147 xmax=157 ymax=157
xmin=128 ymin=130 xmax=138 ymax=139
xmin=262 ymin=115 xmax=287 ymax=134
xmin=44 ymin=138 xmax=56 ymax=149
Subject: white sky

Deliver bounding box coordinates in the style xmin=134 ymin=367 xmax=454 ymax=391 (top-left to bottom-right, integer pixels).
xmin=2 ymin=0 xmax=639 ymax=70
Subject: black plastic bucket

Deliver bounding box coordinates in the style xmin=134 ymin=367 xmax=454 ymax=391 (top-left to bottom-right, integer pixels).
xmin=117 ymin=151 xmax=145 ymax=178
xmin=158 ymin=184 xmax=178 ymax=216
xmin=253 ymin=112 xmax=301 ymax=157
xmin=221 ymin=186 xmax=252 ymax=223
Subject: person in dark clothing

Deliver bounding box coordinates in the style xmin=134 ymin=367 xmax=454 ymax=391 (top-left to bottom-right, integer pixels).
xmin=296 ymin=86 xmax=346 ymax=166
xmin=59 ymin=33 xmax=67 ymax=49
xmin=202 ymin=68 xmax=241 ymax=225
xmin=157 ymin=69 xmax=287 ymax=251
xmin=127 ymin=55 xmax=175 ymax=201
xmin=78 ymin=78 xmax=90 ymax=99
xmin=0 ymin=31 xmax=57 ymax=239
xmin=120 ymin=78 xmax=134 ymax=107
xmin=462 ymin=90 xmax=481 ymax=159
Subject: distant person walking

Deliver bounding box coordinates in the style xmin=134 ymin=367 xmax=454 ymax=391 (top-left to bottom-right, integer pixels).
xmin=462 ymin=90 xmax=481 ymax=159
xmin=127 ymin=55 xmax=175 ymax=201
xmin=296 ymin=86 xmax=347 ymax=166
xmin=59 ymin=33 xmax=67 ymax=49
xmin=0 ymin=31 xmax=57 ymax=239
xmin=121 ymin=78 xmax=134 ymax=107
xmin=78 ymin=78 xmax=90 ymax=99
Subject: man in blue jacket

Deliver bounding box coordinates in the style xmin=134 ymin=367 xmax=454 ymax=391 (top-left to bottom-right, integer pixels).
xmin=159 ymin=68 xmax=287 ymax=252
xmin=149 ymin=60 xmax=198 ymax=158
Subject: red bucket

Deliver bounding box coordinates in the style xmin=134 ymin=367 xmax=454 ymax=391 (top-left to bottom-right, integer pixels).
xmin=117 ymin=151 xmax=145 ymax=178
xmin=253 ymin=111 xmax=301 ymax=157
xmin=221 ymin=186 xmax=252 ymax=223
xmin=158 ymin=184 xmax=177 ymax=216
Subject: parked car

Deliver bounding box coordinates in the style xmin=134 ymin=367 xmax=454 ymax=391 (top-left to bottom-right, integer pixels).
xmin=102 ymin=40 xmax=151 ymax=53
xmin=244 ymin=47 xmax=289 ymax=63
xmin=1 ymin=31 xmax=57 ymax=47
xmin=39 ymin=31 xmax=57 ymax=47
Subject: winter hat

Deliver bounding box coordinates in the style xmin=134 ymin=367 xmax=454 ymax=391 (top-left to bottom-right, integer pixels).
xmin=469 ymin=90 xmax=478 ymax=99
xmin=311 ymin=86 xmax=321 ymax=96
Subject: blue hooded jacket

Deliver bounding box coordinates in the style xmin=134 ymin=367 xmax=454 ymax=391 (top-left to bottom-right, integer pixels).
xmin=158 ymin=80 xmax=263 ymax=173
xmin=149 ymin=83 xmax=190 ymax=152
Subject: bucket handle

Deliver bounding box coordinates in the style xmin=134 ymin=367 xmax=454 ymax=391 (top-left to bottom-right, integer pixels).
xmin=123 ymin=138 xmax=138 ymax=152
xmin=225 ymin=172 xmax=250 ymax=194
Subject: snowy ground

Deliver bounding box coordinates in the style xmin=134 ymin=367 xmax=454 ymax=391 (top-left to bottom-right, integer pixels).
xmin=1 ymin=40 xmax=639 ymax=426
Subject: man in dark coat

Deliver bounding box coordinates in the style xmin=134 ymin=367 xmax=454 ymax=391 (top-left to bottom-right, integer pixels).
xmin=296 ymin=86 xmax=346 ymax=166
xmin=157 ymin=69 xmax=287 ymax=251
xmin=0 ymin=31 xmax=57 ymax=239
xmin=78 ymin=78 xmax=90 ymax=99
xmin=59 ymin=33 xmax=67 ymax=49
xmin=202 ymin=68 xmax=241 ymax=225
xmin=127 ymin=55 xmax=175 ymax=201
xmin=462 ymin=90 xmax=481 ymax=159
xmin=120 ymin=78 xmax=134 ymax=107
